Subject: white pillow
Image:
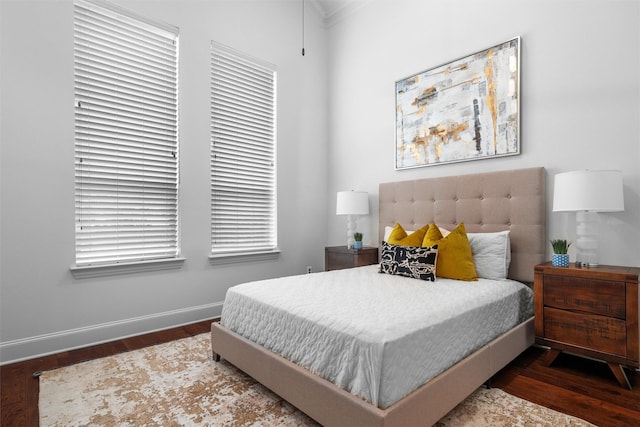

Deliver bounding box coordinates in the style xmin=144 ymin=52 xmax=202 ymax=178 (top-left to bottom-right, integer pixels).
xmin=467 ymin=231 xmax=511 ymax=280
xmin=383 ymin=225 xmax=415 ymax=242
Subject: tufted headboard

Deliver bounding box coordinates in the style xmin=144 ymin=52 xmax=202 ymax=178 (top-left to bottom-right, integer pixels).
xmin=379 ymin=167 xmax=546 ymax=283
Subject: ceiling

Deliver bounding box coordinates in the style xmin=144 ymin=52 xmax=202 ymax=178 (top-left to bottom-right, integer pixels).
xmin=310 ymin=0 xmax=366 ymax=22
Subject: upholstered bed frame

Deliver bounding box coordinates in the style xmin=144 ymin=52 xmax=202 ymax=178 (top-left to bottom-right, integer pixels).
xmin=211 ymin=167 xmax=546 ymax=426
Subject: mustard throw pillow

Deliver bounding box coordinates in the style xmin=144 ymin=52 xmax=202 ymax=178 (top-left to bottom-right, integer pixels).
xmin=422 ymin=223 xmax=477 ymax=281
xmin=387 ymin=223 xmax=430 ymax=247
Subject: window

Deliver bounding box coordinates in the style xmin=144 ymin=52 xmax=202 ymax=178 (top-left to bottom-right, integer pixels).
xmin=73 ymin=0 xmax=180 ymax=273
xmin=210 ymin=42 xmax=277 ymax=260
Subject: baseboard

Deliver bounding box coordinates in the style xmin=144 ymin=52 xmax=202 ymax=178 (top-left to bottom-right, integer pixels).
xmin=0 ymin=302 xmax=223 ymax=365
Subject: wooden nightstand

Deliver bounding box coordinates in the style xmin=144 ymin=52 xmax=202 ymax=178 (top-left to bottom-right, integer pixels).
xmin=534 ymin=262 xmax=640 ymax=389
xmin=324 ymin=246 xmax=379 ymax=271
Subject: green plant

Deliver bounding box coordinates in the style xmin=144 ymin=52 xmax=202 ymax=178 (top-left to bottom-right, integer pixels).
xmin=353 ymin=232 xmax=363 ymax=242
xmin=550 ymin=239 xmax=571 ymax=254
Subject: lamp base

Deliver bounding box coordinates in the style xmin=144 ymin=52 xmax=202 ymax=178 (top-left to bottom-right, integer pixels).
xmin=575 ymin=211 xmax=599 ymax=267
xmin=346 ymin=215 xmax=355 ymax=249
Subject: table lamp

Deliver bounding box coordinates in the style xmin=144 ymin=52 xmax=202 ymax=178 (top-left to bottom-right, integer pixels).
xmin=336 ymin=190 xmax=369 ymax=249
xmin=552 ymin=170 xmax=624 ymax=267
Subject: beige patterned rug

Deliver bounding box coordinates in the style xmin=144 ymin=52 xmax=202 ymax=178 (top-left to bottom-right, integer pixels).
xmin=39 ymin=333 xmax=595 ymax=426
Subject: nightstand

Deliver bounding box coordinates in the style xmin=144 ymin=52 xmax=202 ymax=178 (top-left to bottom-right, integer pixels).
xmin=324 ymin=246 xmax=378 ymax=271
xmin=534 ymin=262 xmax=640 ymax=389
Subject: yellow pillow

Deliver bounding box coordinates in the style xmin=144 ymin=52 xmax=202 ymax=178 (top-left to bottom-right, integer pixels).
xmin=422 ymin=223 xmax=477 ymax=281
xmin=387 ymin=223 xmax=430 ymax=247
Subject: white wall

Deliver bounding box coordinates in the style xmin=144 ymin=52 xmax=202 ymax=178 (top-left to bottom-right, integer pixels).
xmin=0 ymin=0 xmax=329 ymax=363
xmin=325 ymin=0 xmax=640 ymax=268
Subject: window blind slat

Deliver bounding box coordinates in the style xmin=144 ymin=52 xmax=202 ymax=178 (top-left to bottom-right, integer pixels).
xmin=76 ymin=100 xmax=176 ymax=129
xmin=210 ymin=42 xmax=277 ymax=255
xmin=75 ymin=82 xmax=177 ymax=115
xmin=75 ymin=88 xmax=177 ymax=118
xmin=75 ymin=30 xmax=176 ymax=74
xmin=74 ymin=0 xmax=180 ymax=267
xmin=74 ymin=43 xmax=177 ymax=79
xmin=75 ymin=4 xmax=177 ymax=49
xmin=76 ymin=147 xmax=178 ymax=165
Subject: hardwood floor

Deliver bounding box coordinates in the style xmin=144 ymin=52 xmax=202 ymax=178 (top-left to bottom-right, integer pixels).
xmin=492 ymin=346 xmax=640 ymax=426
xmin=2 ymin=320 xmax=639 ymax=426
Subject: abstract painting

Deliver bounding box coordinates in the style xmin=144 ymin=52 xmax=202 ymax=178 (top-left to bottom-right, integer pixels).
xmin=395 ymin=37 xmax=520 ymax=169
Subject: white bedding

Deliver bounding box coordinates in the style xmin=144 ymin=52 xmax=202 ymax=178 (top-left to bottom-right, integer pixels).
xmin=221 ymin=264 xmax=534 ymax=409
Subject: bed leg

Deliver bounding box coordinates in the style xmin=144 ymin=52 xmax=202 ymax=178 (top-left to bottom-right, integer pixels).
xmin=212 ymin=351 xmax=221 ymax=362
xmin=483 ymin=378 xmax=492 ymax=389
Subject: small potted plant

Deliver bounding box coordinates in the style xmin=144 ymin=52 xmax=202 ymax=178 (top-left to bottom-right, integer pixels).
xmin=353 ymin=232 xmax=363 ymax=250
xmin=550 ymin=239 xmax=571 ymax=267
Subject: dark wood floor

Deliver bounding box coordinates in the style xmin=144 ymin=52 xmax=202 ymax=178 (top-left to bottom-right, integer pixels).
xmin=491 ymin=346 xmax=640 ymax=427
xmin=2 ymin=319 xmax=639 ymax=426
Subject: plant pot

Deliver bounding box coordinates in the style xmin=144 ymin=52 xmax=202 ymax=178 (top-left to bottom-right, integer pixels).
xmin=552 ymin=253 xmax=569 ymax=267
xmin=353 ymin=241 xmax=363 ymax=250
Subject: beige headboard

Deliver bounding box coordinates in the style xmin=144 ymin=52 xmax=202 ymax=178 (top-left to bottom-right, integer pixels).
xmin=379 ymin=167 xmax=546 ymax=283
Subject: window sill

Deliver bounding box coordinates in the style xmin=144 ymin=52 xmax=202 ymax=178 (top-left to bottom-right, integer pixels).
xmin=70 ymin=257 xmax=186 ymax=279
xmin=209 ymin=250 xmax=280 ymax=266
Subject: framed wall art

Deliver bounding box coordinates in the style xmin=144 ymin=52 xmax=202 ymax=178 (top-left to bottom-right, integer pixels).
xmin=395 ymin=37 xmax=520 ymax=169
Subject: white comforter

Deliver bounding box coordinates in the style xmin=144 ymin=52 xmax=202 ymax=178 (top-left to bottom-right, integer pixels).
xmin=221 ymin=265 xmax=533 ymax=409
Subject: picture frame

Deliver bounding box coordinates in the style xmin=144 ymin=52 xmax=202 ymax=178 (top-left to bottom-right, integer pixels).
xmin=395 ymin=37 xmax=520 ymax=170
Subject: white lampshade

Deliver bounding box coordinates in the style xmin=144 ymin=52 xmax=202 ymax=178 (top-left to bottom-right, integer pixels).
xmin=336 ymin=191 xmax=369 ymax=215
xmin=553 ymin=170 xmax=624 ymax=212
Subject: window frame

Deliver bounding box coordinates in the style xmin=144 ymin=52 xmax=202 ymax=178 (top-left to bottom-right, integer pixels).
xmin=209 ymin=42 xmax=278 ymax=263
xmin=71 ymin=0 xmax=182 ymax=278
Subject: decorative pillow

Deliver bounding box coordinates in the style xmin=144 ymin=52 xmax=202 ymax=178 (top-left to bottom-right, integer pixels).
xmin=422 ymin=223 xmax=478 ymax=281
xmin=467 ymin=231 xmax=511 ymax=280
xmin=387 ymin=223 xmax=430 ymax=247
xmin=379 ymin=241 xmax=438 ymax=281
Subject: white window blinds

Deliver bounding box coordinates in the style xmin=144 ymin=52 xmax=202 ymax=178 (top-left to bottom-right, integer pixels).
xmin=74 ymin=0 xmax=180 ymax=267
xmin=210 ymin=42 xmax=277 ymax=256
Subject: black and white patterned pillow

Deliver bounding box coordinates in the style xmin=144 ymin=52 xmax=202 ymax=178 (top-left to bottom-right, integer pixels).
xmin=378 ymin=241 xmax=438 ymax=281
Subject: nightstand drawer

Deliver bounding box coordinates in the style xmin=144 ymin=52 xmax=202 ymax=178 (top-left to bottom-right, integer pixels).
xmin=325 ymin=246 xmax=379 ymax=271
xmin=543 ymin=274 xmax=626 ymax=318
xmin=327 ymin=252 xmax=349 ymax=269
xmin=544 ymin=307 xmax=627 ymax=356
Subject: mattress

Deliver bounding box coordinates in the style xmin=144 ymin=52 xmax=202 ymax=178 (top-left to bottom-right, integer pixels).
xmin=221 ymin=264 xmax=534 ymax=409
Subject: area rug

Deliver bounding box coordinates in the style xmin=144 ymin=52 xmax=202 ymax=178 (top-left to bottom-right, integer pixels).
xmin=39 ymin=333 xmax=596 ymax=426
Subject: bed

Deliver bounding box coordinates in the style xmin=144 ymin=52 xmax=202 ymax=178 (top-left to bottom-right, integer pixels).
xmin=211 ymin=167 xmax=546 ymax=426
